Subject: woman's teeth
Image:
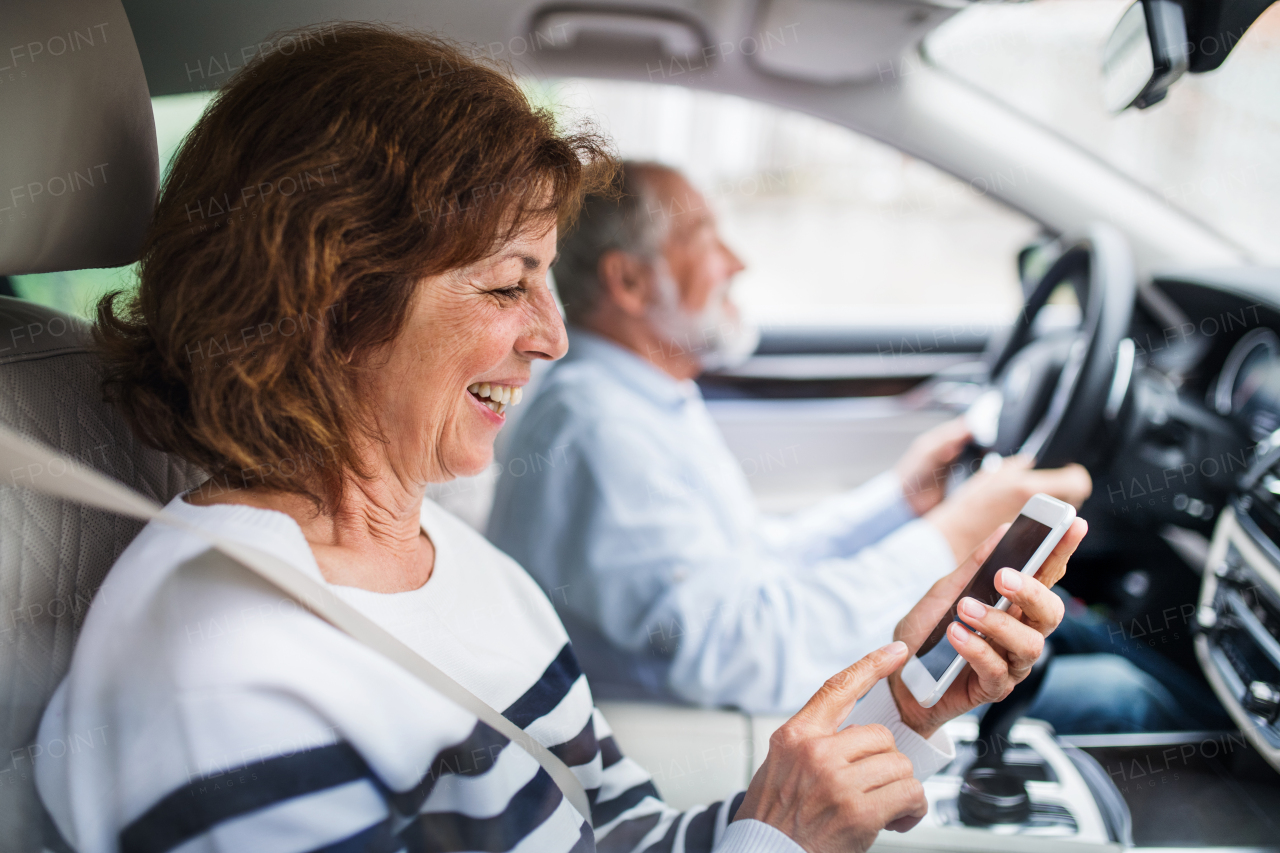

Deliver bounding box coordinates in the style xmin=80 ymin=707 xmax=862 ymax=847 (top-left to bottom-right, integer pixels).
xmin=467 ymin=382 xmax=523 ymax=415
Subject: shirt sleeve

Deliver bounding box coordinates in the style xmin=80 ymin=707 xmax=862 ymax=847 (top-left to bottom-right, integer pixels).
xmin=717 ymin=821 xmax=807 ymax=852
xmin=589 ymin=709 xmax=804 ymax=853
xmin=840 ymin=679 xmax=956 ymax=780
xmin=558 ymin=418 xmax=955 ymax=714
xmin=756 ymin=470 xmax=918 ymax=565
xmin=589 ymin=686 xmax=950 ymax=853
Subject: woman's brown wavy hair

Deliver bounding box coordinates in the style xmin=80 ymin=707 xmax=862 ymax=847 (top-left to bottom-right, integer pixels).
xmin=95 ymin=23 xmax=616 ymax=513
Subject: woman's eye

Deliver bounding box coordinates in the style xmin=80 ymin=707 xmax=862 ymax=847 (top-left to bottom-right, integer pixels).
xmin=489 ymin=284 xmax=526 ymax=303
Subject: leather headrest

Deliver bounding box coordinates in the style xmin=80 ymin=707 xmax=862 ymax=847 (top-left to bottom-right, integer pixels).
xmin=0 ymin=0 xmax=157 ymax=276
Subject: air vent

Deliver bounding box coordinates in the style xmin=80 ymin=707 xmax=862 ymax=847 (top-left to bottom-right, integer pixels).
xmin=1241 ymin=455 xmax=1280 ymax=555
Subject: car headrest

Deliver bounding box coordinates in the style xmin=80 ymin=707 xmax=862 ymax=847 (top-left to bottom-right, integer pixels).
xmin=0 ymin=0 xmax=158 ymax=276
xmin=0 ymin=296 xmax=206 ymax=850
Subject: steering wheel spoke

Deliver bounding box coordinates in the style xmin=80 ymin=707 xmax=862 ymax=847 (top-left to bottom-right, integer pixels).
xmin=977 ymin=224 xmax=1136 ymax=471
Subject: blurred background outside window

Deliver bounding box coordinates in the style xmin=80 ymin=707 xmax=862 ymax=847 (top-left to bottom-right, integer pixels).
xmin=928 ymin=0 xmax=1280 ymax=265
xmin=9 ymin=93 xmax=212 ymax=316
xmin=14 ymin=82 xmax=1042 ymax=329
xmin=528 ymin=77 xmax=1039 ymax=329
xmin=26 ymin=0 xmax=1276 ymax=328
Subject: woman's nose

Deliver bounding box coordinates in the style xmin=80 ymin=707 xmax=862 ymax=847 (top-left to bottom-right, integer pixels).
xmin=519 ymin=287 xmax=568 ymax=361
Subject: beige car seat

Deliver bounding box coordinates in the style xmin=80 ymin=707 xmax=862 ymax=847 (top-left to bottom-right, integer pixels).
xmin=0 ymin=2 xmax=206 ymax=849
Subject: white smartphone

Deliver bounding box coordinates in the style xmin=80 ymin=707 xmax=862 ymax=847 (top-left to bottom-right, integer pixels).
xmin=902 ymin=493 xmax=1077 ymax=708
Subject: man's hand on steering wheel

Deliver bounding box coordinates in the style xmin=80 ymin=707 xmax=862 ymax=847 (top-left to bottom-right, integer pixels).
xmin=896 ymin=417 xmax=973 ymax=516
xmin=924 ymin=455 xmax=1092 ymax=562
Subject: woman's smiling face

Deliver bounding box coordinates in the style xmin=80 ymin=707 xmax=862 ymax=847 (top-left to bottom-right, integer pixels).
xmin=361 ymin=221 xmax=566 ymax=484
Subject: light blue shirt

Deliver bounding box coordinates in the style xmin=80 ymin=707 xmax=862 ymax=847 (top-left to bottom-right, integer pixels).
xmin=487 ymin=328 xmax=956 ymax=714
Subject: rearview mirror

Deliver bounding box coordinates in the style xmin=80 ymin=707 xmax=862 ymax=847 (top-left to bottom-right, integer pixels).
xmin=1102 ymin=0 xmax=1188 ymax=111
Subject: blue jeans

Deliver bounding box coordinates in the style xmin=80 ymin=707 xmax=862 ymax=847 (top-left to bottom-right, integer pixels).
xmin=1019 ymin=601 xmax=1231 ymax=734
xmin=1024 ymin=654 xmax=1199 ymax=734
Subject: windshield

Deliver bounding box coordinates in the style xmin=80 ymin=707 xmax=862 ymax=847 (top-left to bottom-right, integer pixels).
xmin=927 ymin=0 xmax=1280 ymax=264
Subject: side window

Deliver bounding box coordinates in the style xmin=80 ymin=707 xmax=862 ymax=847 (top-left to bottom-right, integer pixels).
xmin=528 ymin=78 xmax=1041 ymax=325
xmin=10 ymin=93 xmax=213 ymax=316
xmin=15 ymin=83 xmax=1043 ymax=326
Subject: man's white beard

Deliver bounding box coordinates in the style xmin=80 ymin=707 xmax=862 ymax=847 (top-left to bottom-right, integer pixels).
xmin=647 ymin=264 xmax=760 ymax=372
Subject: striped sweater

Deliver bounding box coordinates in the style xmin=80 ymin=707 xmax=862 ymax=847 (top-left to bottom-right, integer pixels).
xmin=36 ymin=494 xmax=939 ymax=853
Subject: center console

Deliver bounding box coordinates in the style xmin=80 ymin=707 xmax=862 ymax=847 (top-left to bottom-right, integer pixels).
xmin=1195 ymin=497 xmax=1280 ymax=772
xmin=917 ymin=718 xmax=1126 ymax=845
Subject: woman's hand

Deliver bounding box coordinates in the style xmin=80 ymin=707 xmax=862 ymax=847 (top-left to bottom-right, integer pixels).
xmin=888 ymin=518 xmax=1087 ymax=738
xmin=735 ymin=642 xmax=929 ymax=853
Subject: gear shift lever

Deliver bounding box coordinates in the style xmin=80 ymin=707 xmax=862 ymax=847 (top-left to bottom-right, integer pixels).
xmin=957 ymin=641 xmax=1054 ymax=826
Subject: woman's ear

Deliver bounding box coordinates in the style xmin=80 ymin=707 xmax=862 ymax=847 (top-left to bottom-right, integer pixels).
xmin=597 ymin=250 xmax=653 ymax=319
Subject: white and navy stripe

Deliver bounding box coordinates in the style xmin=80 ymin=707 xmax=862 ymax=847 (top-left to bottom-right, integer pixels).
xmin=40 ymin=495 xmax=779 ymax=853
xmin=116 ymin=645 xmax=743 ymax=853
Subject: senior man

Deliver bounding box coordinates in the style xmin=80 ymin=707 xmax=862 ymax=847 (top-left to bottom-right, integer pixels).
xmin=488 ymin=161 xmax=1203 ymax=732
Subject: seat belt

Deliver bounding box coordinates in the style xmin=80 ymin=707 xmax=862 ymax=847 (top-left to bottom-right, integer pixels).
xmin=0 ymin=423 xmax=592 ymax=823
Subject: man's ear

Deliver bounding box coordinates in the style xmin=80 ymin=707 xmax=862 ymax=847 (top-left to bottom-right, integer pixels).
xmin=597 ymin=250 xmax=652 ymax=319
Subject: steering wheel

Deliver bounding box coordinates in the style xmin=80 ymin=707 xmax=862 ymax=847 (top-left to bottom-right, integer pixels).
xmin=969 ymin=224 xmax=1136 ymax=471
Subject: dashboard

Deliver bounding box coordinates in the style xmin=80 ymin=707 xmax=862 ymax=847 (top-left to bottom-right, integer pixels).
xmin=1147 ymin=268 xmax=1280 ymax=427
xmin=1095 ymin=269 xmax=1280 ymax=530
xmin=1129 ymin=267 xmax=1280 ymax=773
xmin=1215 ymin=327 xmax=1280 ymax=442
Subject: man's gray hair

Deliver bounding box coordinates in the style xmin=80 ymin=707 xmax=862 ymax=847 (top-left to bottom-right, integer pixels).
xmin=553 ymin=161 xmax=669 ymax=325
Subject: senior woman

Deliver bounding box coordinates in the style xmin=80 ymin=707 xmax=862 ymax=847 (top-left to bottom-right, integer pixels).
xmin=34 ymin=24 xmax=1083 ymax=853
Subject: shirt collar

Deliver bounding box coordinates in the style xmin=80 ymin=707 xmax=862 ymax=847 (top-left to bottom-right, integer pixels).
xmin=561 ymin=326 xmax=701 ymax=410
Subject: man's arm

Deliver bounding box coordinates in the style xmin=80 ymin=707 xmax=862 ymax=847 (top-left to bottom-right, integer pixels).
xmin=924 ymin=455 xmax=1092 ymax=563
xmin=756 ymin=470 xmax=919 ymax=564
xmin=760 ymin=419 xmax=1093 ymax=568
xmin=755 ymin=419 xmax=971 ymax=565
xmin=655 ymin=518 xmax=954 ymax=712
xmin=559 ymin=418 xmax=952 ymax=714
xmin=489 ymin=406 xmax=1070 ymax=716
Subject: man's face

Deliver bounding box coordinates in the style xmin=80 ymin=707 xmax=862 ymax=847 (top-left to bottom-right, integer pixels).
xmin=649 ymin=170 xmax=745 ymax=322
xmin=638 ymin=169 xmax=757 ymax=370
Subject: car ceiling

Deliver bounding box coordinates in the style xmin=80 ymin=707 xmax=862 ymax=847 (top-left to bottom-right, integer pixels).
xmin=122 ymin=0 xmax=965 ymax=96
xmin=119 ymin=0 xmax=1246 ymax=273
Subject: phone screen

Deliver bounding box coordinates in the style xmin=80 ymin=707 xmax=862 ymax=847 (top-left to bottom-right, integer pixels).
xmin=916 ymin=514 xmax=1052 ymax=679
